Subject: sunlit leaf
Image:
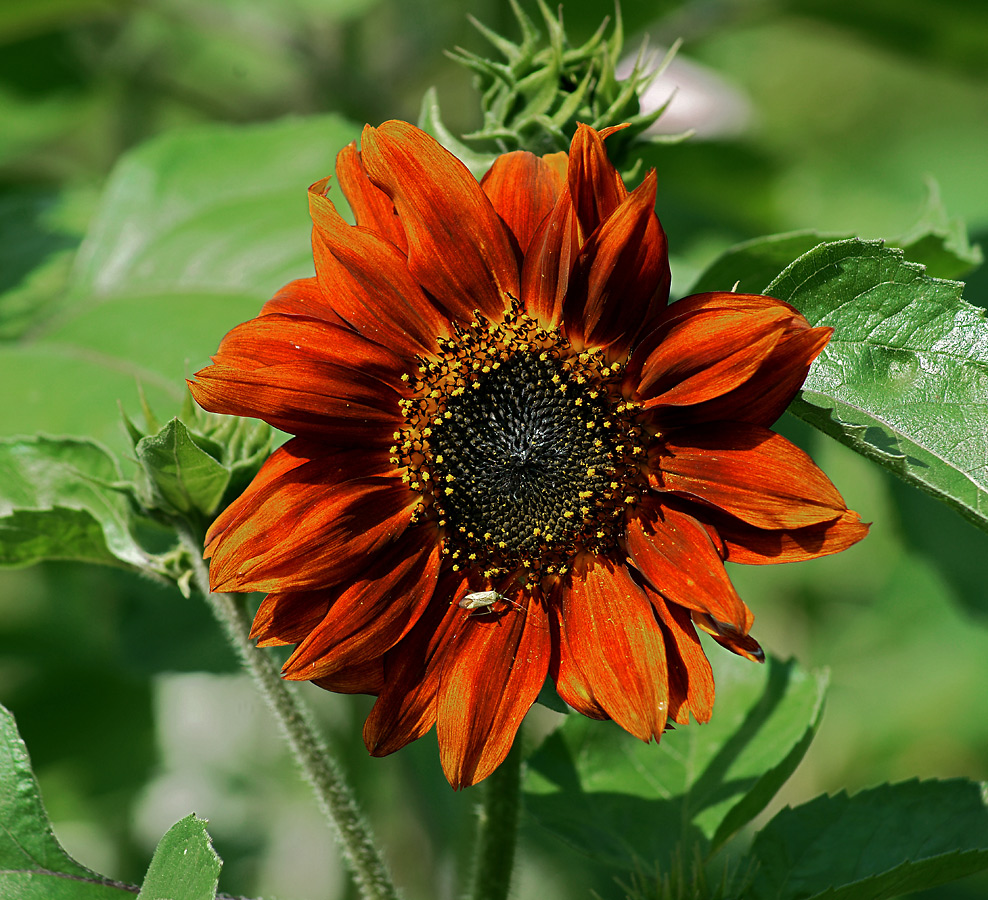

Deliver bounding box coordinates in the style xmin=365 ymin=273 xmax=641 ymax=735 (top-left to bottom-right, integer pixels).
xmin=523 ymin=653 xmax=826 ymax=870
xmin=137 ymin=815 xmax=221 ymax=900
xmin=0 ymin=436 xmax=148 ymax=569
xmin=749 ymin=779 xmax=988 ymax=900
xmin=767 ymin=239 xmax=988 ymax=534
xmin=0 ymin=702 xmax=134 ymax=898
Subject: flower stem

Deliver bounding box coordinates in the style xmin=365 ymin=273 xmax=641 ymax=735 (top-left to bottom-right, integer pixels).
xmin=468 ymin=736 xmax=522 ymax=900
xmin=180 ymin=528 xmax=401 ymax=900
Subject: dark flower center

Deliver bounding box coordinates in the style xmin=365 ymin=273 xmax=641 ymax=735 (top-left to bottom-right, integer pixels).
xmin=394 ymin=302 xmax=648 ymax=584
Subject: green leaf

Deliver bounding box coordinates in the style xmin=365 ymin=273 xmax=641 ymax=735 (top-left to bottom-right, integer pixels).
xmin=137 ymin=815 xmax=221 ymax=900
xmin=0 ymin=436 xmax=149 ymax=569
xmin=749 ymin=779 xmax=988 ymax=900
xmin=766 ymin=239 xmax=988 ymax=534
xmin=523 ymin=653 xmax=826 ymax=871
xmin=1 ymin=114 xmax=360 ymax=453
xmin=0 ymin=702 xmax=134 ymax=898
xmin=136 ymin=418 xmax=230 ymax=519
xmin=688 ymin=230 xmax=850 ymax=296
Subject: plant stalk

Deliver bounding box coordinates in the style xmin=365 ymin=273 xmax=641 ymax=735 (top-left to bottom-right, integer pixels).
xmin=180 ymin=528 xmax=401 ymax=900
xmin=468 ymin=736 xmax=522 ymax=900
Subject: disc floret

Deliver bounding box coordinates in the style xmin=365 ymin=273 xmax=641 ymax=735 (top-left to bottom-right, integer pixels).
xmin=393 ymin=301 xmax=649 ymax=586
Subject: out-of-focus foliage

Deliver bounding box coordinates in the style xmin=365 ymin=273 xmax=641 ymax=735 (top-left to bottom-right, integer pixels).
xmin=1 ymin=0 xmax=987 ymax=898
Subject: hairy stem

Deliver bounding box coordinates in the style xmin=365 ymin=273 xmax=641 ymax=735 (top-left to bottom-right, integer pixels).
xmin=468 ymin=736 xmax=522 ymax=900
xmin=180 ymin=528 xmax=401 ymax=900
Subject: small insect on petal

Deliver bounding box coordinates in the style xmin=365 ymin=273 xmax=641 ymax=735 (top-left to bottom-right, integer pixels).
xmin=458 ymin=590 xmax=526 ymax=615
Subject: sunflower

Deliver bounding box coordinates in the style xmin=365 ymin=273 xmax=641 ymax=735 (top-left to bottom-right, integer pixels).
xmin=189 ymin=121 xmax=866 ymax=789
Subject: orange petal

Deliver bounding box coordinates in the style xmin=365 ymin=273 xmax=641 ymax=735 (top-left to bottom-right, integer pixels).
xmin=559 ymin=560 xmax=668 ymax=741
xmin=654 ymin=423 xmax=848 ymax=530
xmin=631 ymin=305 xmax=794 ymax=408
xmin=251 ymin=588 xmax=334 ymax=647
xmin=649 ymin=593 xmax=715 ymax=725
xmin=204 ymin=444 xmax=415 ymax=594
xmin=567 ymin=123 xmax=628 ymax=240
xmin=702 ymin=505 xmax=870 ymax=564
xmin=308 ymin=179 xmax=449 ymax=356
xmin=692 ymin=613 xmax=765 ymax=663
xmin=260 ymin=277 xmax=344 ymax=324
xmin=189 ymin=314 xmax=404 ymax=443
xmin=359 ymin=121 xmax=519 ymax=323
xmin=313 ymin=659 xmax=384 ymax=695
xmin=548 ymin=586 xmax=609 ymax=720
xmin=363 ymin=571 xmax=470 ymax=757
xmin=437 ymin=588 xmax=550 ymax=788
xmin=282 ymin=530 xmax=441 ymax=680
xmin=335 ymin=143 xmax=409 ymax=253
xmin=565 ymin=172 xmax=670 ymax=355
xmin=521 ymin=185 xmax=579 ymax=329
xmin=481 ymin=150 xmax=565 ymax=257
xmin=625 ymin=503 xmax=753 ymax=634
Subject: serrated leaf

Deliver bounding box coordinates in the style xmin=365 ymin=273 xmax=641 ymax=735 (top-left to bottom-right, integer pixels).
xmin=137 ymin=815 xmax=221 ymax=900
xmin=749 ymin=779 xmax=988 ymax=900
xmin=523 ymin=653 xmax=826 ymax=871
xmin=0 ymin=436 xmax=149 ymax=569
xmin=0 ymin=702 xmax=135 ymax=898
xmin=136 ymin=418 xmax=230 ymax=518
xmin=1 ymin=115 xmax=360 ymax=453
xmin=766 ymin=239 xmax=988 ymax=534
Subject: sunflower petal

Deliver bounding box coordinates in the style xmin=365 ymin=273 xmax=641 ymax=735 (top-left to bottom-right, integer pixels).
xmin=560 ymin=560 xmax=668 ymax=740
xmin=313 ymin=659 xmax=385 ymax=695
xmin=260 ymin=277 xmax=343 ymax=323
xmin=481 ymin=150 xmax=566 ymax=256
xmin=567 ymin=123 xmax=628 ymax=239
xmin=649 ymin=594 xmax=715 ymax=725
xmin=654 ymin=423 xmax=848 ymax=529
xmin=437 ymin=590 xmax=550 ymax=789
xmin=308 ymin=179 xmax=448 ymax=356
xmin=359 ymin=121 xmax=519 ymax=323
xmin=521 ymin=186 xmax=579 ymax=329
xmin=251 ymin=588 xmax=334 ymax=647
xmin=334 ymin=144 xmax=408 ymax=253
xmin=625 ymin=503 xmax=753 ymax=633
xmin=363 ymin=572 xmax=469 ymax=757
xmin=282 ymin=530 xmax=442 ymax=680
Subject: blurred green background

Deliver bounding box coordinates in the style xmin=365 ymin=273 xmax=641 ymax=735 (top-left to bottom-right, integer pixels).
xmin=1 ymin=0 xmax=986 ymax=898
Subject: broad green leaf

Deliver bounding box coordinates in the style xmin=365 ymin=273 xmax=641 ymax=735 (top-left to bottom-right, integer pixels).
xmin=135 ymin=418 xmax=230 ymax=519
xmin=688 ymin=231 xmax=849 ymax=296
xmin=523 ymin=653 xmax=826 ymax=871
xmin=137 ymin=815 xmax=221 ymax=900
xmin=0 ymin=436 xmax=149 ymax=569
xmin=1 ymin=114 xmax=360 ymax=453
xmin=749 ymin=779 xmax=988 ymax=900
xmin=0 ymin=702 xmax=134 ymax=899
xmin=766 ymin=240 xmax=988 ymax=534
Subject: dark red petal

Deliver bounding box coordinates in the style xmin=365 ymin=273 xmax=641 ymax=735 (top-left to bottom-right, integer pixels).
xmin=189 ymin=314 xmax=404 ymax=442
xmin=363 ymin=572 xmax=469 ymax=756
xmin=560 ymin=560 xmax=669 ymax=741
xmin=251 ymin=588 xmax=334 ymax=647
xmin=654 ymin=423 xmax=848 ymax=530
xmin=693 ymin=613 xmax=764 ymax=663
xmin=481 ymin=151 xmax=565 ymax=257
xmin=564 ymin=171 xmax=670 ymax=355
xmin=697 ymin=505 xmax=870 ymax=564
xmin=359 ymin=121 xmax=519 ymax=323
xmin=282 ymin=529 xmax=441 ymax=680
xmin=567 ymin=123 xmax=628 ymax=240
xmin=205 ymin=444 xmax=416 ymax=594
xmin=521 ymin=185 xmax=579 ymax=329
xmin=313 ymin=659 xmax=384 ymax=695
xmin=260 ymin=277 xmax=345 ymax=324
xmin=548 ymin=586 xmax=609 ymax=720
xmin=334 ymin=145 xmax=408 ymax=253
xmin=648 ymin=593 xmax=714 ymax=725
xmin=308 ymin=179 xmax=448 ymax=356
xmin=437 ymin=588 xmax=550 ymax=788
xmin=625 ymin=503 xmax=753 ymax=634
xmin=631 ymin=306 xmax=793 ymax=408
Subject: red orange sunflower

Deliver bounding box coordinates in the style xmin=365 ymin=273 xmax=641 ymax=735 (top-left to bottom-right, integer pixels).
xmin=189 ymin=120 xmax=866 ymax=789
